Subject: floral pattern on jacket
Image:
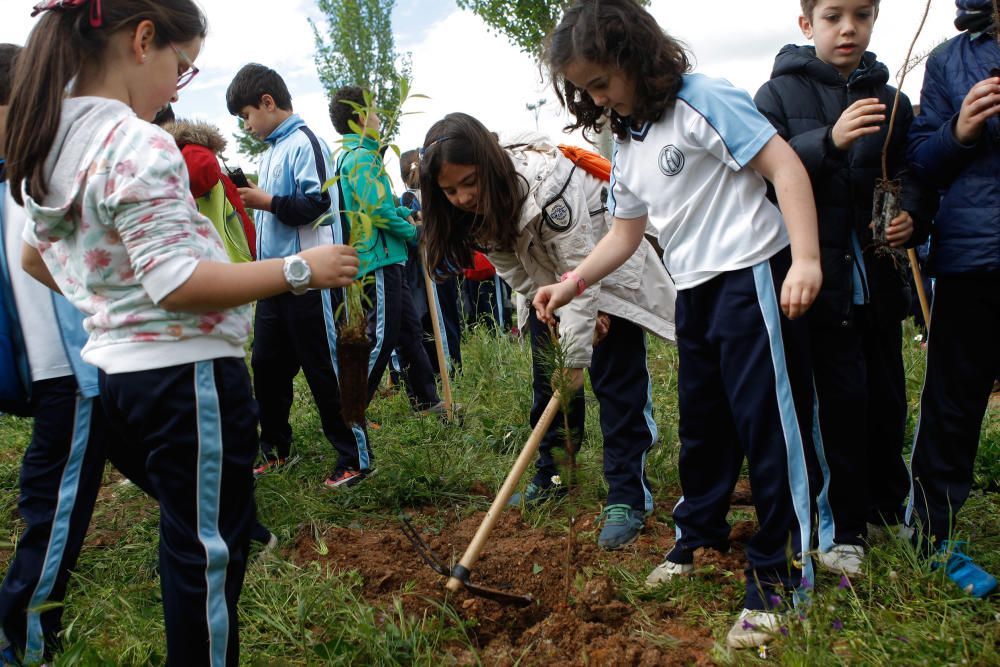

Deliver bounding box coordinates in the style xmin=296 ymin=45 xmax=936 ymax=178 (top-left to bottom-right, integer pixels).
xmin=22 ymin=112 xmax=251 ymax=353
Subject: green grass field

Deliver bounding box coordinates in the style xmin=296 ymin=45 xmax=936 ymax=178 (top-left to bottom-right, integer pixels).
xmin=1 ymin=324 xmax=997 ymax=665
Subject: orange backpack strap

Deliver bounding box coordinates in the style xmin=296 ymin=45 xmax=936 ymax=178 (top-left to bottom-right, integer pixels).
xmin=558 ymin=144 xmax=612 ymax=182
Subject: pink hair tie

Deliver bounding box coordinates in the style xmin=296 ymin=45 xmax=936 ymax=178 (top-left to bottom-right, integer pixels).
xmin=31 ymin=0 xmax=102 ymax=28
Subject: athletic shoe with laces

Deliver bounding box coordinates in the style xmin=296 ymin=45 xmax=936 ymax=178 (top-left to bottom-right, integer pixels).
xmin=725 ymin=608 xmax=780 ymax=649
xmin=866 ymin=522 xmax=914 ymax=544
xmin=253 ymin=456 xmax=286 ymax=478
xmin=645 ymin=557 xmax=695 ymax=587
xmin=817 ymin=543 xmax=865 ymax=577
xmin=596 ymin=504 xmax=645 ymax=549
xmin=506 ymin=480 xmax=567 ymax=507
xmin=323 ymin=467 xmax=372 ymax=489
xmin=934 ymin=540 xmax=998 ymax=598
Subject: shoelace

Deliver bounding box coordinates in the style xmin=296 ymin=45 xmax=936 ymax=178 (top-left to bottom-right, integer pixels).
xmin=598 ymin=503 xmax=633 ymax=526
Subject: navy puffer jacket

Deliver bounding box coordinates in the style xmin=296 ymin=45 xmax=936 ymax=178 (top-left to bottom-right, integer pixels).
xmin=907 ymin=31 xmax=1000 ymax=276
xmin=755 ymin=46 xmax=930 ymax=328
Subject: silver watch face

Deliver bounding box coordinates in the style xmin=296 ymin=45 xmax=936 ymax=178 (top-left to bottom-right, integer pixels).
xmin=287 ymin=257 xmax=310 ymax=282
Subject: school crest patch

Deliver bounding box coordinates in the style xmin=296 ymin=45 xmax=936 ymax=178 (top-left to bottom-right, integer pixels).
xmin=543 ymin=197 xmax=573 ymax=232
xmin=659 ymin=145 xmax=685 ymax=176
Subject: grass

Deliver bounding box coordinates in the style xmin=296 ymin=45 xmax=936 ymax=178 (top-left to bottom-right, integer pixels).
xmin=1 ymin=322 xmax=998 ymax=665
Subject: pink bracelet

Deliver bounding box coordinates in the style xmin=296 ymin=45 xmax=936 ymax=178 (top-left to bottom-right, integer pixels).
xmin=560 ymin=270 xmax=587 ymax=296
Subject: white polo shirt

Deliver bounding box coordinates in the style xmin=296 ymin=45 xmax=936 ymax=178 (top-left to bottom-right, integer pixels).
xmin=609 ymin=73 xmax=790 ymax=290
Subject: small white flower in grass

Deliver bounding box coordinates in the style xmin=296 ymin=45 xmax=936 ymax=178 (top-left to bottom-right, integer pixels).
xmin=758 ymin=645 xmax=768 ymax=659
xmin=550 ymin=475 xmax=562 ymax=486
xmin=914 ymin=334 xmax=923 ymax=342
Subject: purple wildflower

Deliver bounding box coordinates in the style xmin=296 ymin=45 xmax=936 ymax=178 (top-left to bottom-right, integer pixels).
xmin=780 ymin=626 xmax=789 ymax=637
xmin=801 ymin=575 xmax=812 ymax=589
xmin=769 ymin=593 xmax=783 ymax=608
xmin=832 ymin=619 xmax=844 ymax=631
xmin=838 ymin=574 xmax=850 ymax=590
xmin=742 ymin=620 xmax=756 ymax=630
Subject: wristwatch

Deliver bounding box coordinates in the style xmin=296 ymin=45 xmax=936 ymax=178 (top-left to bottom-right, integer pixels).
xmin=283 ymin=255 xmax=311 ymax=295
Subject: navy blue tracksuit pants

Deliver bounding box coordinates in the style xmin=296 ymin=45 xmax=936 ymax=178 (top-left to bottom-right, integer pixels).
xmin=908 ymin=273 xmax=1000 ymax=544
xmin=668 ymin=249 xmax=814 ymax=611
xmin=0 ymin=378 xmax=112 ymax=664
xmin=527 ymin=309 xmax=657 ymax=513
xmin=100 ymin=359 xmax=257 ymax=667
xmin=252 ymin=289 xmax=348 ymax=462
xmin=390 ymin=269 xmax=442 ymax=411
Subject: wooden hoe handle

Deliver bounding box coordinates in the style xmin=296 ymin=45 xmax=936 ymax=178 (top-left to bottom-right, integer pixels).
xmin=445 ymin=393 xmax=563 ymax=593
xmin=422 ymin=258 xmax=455 ymax=421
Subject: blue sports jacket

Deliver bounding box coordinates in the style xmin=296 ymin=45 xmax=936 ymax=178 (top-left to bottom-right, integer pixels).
xmin=254 ymin=114 xmax=338 ymax=260
xmin=907 ymin=29 xmax=1000 ymax=275
xmin=0 ymin=173 xmax=98 ymax=411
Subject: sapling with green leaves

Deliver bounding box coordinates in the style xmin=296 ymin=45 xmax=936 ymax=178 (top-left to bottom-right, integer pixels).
xmin=321 ymin=82 xmax=425 ymax=424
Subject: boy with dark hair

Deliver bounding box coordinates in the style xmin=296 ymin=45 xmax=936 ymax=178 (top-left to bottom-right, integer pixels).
xmin=326 ymin=85 xmax=428 ymax=485
xmin=225 ymin=63 xmax=349 ymax=482
xmin=905 ymin=0 xmax=1000 ymax=598
xmin=754 ymin=0 xmax=930 ymax=575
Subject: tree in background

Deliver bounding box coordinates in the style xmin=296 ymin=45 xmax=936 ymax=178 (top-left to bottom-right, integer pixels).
xmin=233 ymin=119 xmax=269 ymax=162
xmin=455 ymin=0 xmax=562 ymax=57
xmin=310 ymin=0 xmax=412 ymax=142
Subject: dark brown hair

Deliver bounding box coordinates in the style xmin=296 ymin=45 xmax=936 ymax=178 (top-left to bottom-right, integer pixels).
xmin=419 ymin=113 xmax=524 ymax=277
xmin=225 ymin=63 xmax=292 ymax=115
xmin=329 ymin=85 xmax=366 ymax=135
xmin=5 ymin=0 xmax=206 ymax=206
xmin=800 ymin=0 xmax=880 ymax=20
xmin=0 ymin=44 xmax=22 ymax=105
xmin=399 ymin=149 xmax=420 ymax=189
xmin=545 ymin=0 xmax=690 ymax=140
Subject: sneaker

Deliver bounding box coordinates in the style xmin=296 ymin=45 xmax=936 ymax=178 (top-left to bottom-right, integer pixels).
xmin=596 ymin=504 xmax=645 ymax=550
xmin=507 ymin=480 xmax=567 ymax=507
xmin=417 ymin=401 xmax=463 ymax=417
xmin=323 ymin=468 xmax=372 ymax=489
xmin=645 ymin=557 xmax=695 ymax=587
xmin=866 ymin=522 xmax=914 ymax=544
xmin=726 ymin=608 xmax=780 ymax=649
xmin=934 ymin=541 xmax=998 ymax=598
xmin=253 ymin=456 xmax=286 ymax=477
xmin=817 ymin=544 xmax=865 ymax=577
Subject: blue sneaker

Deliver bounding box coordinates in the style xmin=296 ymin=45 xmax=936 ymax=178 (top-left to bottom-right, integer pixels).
xmin=934 ymin=541 xmax=998 ymax=598
xmin=597 ymin=504 xmax=645 ymax=549
xmin=507 ymin=480 xmax=566 ymax=507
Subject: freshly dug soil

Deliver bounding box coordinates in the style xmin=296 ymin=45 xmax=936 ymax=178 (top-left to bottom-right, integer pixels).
xmin=337 ymin=325 xmax=370 ymax=425
xmin=288 ymin=501 xmax=757 ymax=665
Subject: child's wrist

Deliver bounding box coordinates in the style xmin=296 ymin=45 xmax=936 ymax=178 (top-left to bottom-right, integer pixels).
xmin=560 ymin=270 xmax=587 ymax=296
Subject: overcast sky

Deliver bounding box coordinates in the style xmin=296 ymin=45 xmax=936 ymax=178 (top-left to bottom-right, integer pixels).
xmin=0 ymin=1 xmax=958 ymax=190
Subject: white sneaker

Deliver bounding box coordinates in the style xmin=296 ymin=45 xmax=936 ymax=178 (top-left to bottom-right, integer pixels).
xmin=817 ymin=544 xmax=865 ymax=576
xmin=645 ymin=558 xmax=694 ymax=587
xmin=726 ymin=608 xmax=780 ymax=648
xmin=866 ymin=522 xmax=914 ymax=544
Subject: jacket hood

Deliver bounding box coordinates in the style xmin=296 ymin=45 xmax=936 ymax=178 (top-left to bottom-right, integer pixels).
xmin=163 ymin=119 xmax=227 ymax=154
xmin=21 ymin=97 xmax=134 ymax=241
xmin=770 ymin=44 xmax=889 ymax=87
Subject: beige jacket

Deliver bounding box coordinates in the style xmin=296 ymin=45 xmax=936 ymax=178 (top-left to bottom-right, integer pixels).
xmin=489 ymin=132 xmax=676 ymax=367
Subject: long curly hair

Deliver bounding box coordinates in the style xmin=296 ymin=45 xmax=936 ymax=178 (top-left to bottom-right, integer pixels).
xmin=545 ymin=0 xmax=690 ymax=141
xmin=418 ymin=113 xmax=525 ymax=278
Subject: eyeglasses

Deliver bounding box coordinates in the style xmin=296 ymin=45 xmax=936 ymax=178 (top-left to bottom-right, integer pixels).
xmin=170 ymin=43 xmax=199 ymax=90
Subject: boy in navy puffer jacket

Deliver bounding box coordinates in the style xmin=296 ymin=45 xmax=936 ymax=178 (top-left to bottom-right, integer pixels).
xmin=754 ymin=0 xmax=932 ymax=577
xmin=905 ymin=0 xmax=999 ymax=598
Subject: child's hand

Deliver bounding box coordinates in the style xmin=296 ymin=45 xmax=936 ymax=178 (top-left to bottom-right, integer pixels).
xmin=533 ymin=280 xmax=579 ymax=325
xmin=300 ymin=245 xmax=360 ymax=289
xmin=592 ymin=312 xmax=611 ymax=346
xmin=885 ymin=211 xmax=914 ymax=247
xmin=780 ymin=258 xmax=821 ymax=320
xmin=238 ymin=180 xmax=272 ymax=211
xmin=954 ymin=76 xmax=1000 ymax=145
xmin=831 ymin=98 xmax=886 ymax=150
xmin=551 ymin=367 xmax=585 ymax=393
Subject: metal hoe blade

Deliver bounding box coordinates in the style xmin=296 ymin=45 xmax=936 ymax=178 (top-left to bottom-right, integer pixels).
xmin=398 ymin=513 xmax=534 ymax=608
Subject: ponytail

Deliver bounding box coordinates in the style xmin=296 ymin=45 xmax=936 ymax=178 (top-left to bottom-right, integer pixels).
xmin=4 ymin=0 xmax=206 ymax=206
